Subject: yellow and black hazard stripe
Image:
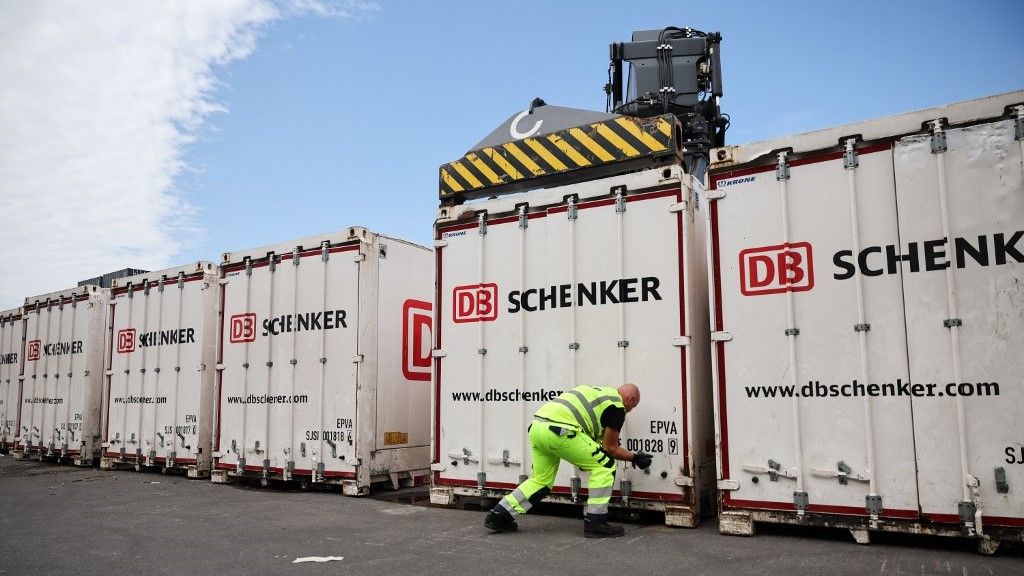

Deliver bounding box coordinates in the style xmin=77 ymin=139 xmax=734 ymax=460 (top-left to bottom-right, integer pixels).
xmin=439 ymin=114 xmax=680 ymax=199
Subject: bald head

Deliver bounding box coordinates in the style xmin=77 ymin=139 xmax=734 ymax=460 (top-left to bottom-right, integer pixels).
xmin=618 ymin=383 xmax=640 ymax=412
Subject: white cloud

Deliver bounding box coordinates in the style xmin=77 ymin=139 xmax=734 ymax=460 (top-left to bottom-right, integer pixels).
xmin=0 ymin=1 xmax=376 ymax=309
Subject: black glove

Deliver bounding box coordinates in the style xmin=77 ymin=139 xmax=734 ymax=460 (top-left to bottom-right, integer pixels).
xmin=631 ymin=451 xmax=653 ymax=470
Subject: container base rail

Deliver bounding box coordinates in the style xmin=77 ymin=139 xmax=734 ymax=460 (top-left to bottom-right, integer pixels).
xmin=210 ymin=466 xmax=429 ymax=496
xmin=99 ymin=454 xmax=210 ymax=479
xmin=429 ymin=485 xmax=702 ymax=528
xmin=718 ymin=508 xmax=1021 ymax=556
xmin=9 ymin=445 xmax=96 ymax=468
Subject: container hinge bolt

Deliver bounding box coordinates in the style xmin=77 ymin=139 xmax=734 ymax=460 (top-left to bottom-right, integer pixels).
xmin=476 ymin=471 xmax=486 ymax=488
xmin=617 ymin=340 xmax=629 ymax=348
xmin=518 ymin=346 xmax=528 ymax=353
xmin=518 ymin=206 xmax=528 ymax=229
xmin=567 ymin=196 xmax=578 ymax=220
xmin=265 ymin=361 xmax=273 ymax=367
xmin=930 ymin=121 xmax=947 ymax=154
xmin=944 ymin=318 xmax=962 ymax=328
xmin=477 ymin=348 xmax=487 ymax=355
xmin=958 ymin=501 xmax=977 ymax=524
xmin=614 ymin=187 xmax=627 ymax=213
xmin=776 ymin=152 xmax=790 ymax=181
xmin=290 ymin=359 xmax=297 ymax=365
xmin=854 ymin=323 xmax=871 ymax=332
xmin=568 ymin=342 xmax=580 ymax=350
xmin=793 ymin=491 xmax=809 ymax=511
xmin=785 ymin=328 xmax=800 ymax=336
xmin=995 ymin=467 xmax=1009 ymax=494
xmin=477 ymin=213 xmax=487 ymax=236
xmin=843 ymin=140 xmax=859 ymax=169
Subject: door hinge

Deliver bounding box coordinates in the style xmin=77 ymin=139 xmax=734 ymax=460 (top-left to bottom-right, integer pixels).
xmin=671 ymin=336 xmax=691 ymax=347
xmin=351 ymin=354 xmax=364 ymax=363
xmin=706 ymin=189 xmax=726 ymax=200
xmin=434 ymin=239 xmax=448 ymax=248
xmin=710 ymin=331 xmax=733 ymax=342
xmin=431 ymin=349 xmax=447 ymax=358
xmin=668 ymin=201 xmax=687 ymax=213
xmin=430 ymin=462 xmax=446 ymax=472
xmin=717 ymin=479 xmax=740 ymax=491
xmin=930 ymin=120 xmax=947 ymax=154
xmin=776 ymin=152 xmax=790 ymax=181
xmin=843 ymin=139 xmax=859 ymax=170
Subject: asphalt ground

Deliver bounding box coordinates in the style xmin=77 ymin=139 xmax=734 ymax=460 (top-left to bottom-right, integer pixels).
xmin=0 ymin=457 xmax=1021 ymax=576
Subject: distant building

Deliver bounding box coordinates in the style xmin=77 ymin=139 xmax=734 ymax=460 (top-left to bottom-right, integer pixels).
xmin=78 ymin=268 xmax=149 ymax=288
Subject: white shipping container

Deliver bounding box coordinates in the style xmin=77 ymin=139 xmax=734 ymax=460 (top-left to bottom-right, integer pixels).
xmin=1 ymin=307 xmax=25 ymax=449
xmin=15 ymin=285 xmax=109 ymax=465
xmin=706 ymin=91 xmax=1024 ymax=549
xmin=430 ymin=166 xmax=714 ymax=526
xmin=101 ymin=262 xmax=219 ymax=476
xmin=213 ymin=227 xmax=433 ymax=494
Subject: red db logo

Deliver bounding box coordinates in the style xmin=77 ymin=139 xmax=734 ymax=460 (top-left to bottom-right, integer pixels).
xmin=27 ymin=340 xmax=41 ymax=361
xmin=452 ymin=283 xmax=498 ymax=323
xmin=229 ymin=313 xmax=257 ymax=343
xmin=402 ymin=299 xmax=432 ymax=382
xmin=739 ymin=242 xmax=814 ymax=296
xmin=117 ymin=329 xmax=137 ymax=353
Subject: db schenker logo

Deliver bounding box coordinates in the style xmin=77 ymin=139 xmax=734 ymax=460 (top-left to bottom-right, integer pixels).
xmin=452 ymin=283 xmax=498 ymax=323
xmin=739 ymin=242 xmax=814 ymax=296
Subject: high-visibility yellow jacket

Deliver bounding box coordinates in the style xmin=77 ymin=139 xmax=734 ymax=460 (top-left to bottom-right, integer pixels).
xmin=534 ymin=385 xmax=624 ymax=441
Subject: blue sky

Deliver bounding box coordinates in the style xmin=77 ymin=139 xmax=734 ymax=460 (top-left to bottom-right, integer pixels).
xmin=2 ymin=0 xmax=1022 ymax=308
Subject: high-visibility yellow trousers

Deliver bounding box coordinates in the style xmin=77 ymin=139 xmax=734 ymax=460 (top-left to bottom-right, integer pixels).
xmin=498 ymin=422 xmax=615 ymax=518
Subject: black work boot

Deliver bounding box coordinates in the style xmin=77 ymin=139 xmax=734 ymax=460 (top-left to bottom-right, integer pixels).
xmin=484 ymin=506 xmax=519 ymax=533
xmin=583 ymin=513 xmax=624 ymax=538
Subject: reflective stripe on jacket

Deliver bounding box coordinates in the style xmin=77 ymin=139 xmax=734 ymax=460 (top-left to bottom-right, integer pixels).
xmin=534 ymin=385 xmax=624 ymax=441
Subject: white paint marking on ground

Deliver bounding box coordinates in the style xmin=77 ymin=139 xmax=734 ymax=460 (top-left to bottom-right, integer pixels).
xmin=293 ymin=556 xmax=344 ymax=564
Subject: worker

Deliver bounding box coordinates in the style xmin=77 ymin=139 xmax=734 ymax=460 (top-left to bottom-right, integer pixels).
xmin=484 ymin=383 xmax=652 ymax=538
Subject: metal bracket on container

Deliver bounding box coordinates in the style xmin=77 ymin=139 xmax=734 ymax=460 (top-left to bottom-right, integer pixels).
xmin=431 ymin=349 xmax=447 ymax=358
xmin=717 ymin=479 xmax=740 ymax=491
xmin=1015 ymin=106 xmax=1024 ymax=140
xmin=711 ymin=331 xmax=733 ymax=342
xmin=477 ymin=213 xmax=487 ymax=236
xmin=267 ymin=253 xmax=276 ymax=273
xmin=668 ymin=201 xmax=687 ymax=213
xmin=477 ymin=348 xmax=487 ymax=355
xmin=854 ymin=323 xmax=871 ymax=332
xmin=429 ymin=462 xmax=446 ymax=472
xmin=518 ymin=346 xmax=528 ymax=353
xmin=837 ymin=461 xmax=852 ymax=485
xmin=944 ymin=318 xmax=962 ymax=328
xmin=570 ymin=476 xmax=582 ymax=502
xmin=619 ymin=479 xmax=633 ymax=504
xmin=843 ymin=140 xmax=859 ymax=170
xmin=292 ymin=248 xmax=300 ymax=266
xmin=613 ymin=186 xmax=627 ymax=213
xmin=476 ymin=471 xmax=486 ymax=489
xmin=958 ymin=501 xmax=977 ymax=523
xmin=518 ymin=206 xmax=528 ymax=229
xmin=793 ymin=491 xmax=809 ymax=511
xmin=351 ymin=355 xmax=363 ymax=363
xmin=244 ymin=258 xmax=252 ymax=277
xmin=449 ymin=448 xmax=479 ymax=466
xmin=930 ymin=120 xmax=947 ymax=154
xmin=433 ymin=239 xmax=448 ymax=248
xmin=617 ymin=340 xmax=629 ymax=348
xmin=866 ymin=494 xmax=883 ymax=515
xmin=743 ymin=459 xmax=798 ymax=483
xmin=321 ymin=243 xmax=330 ymax=262
xmin=768 ymin=459 xmax=782 ymax=481
xmin=519 ymin=474 xmax=529 ymax=484
xmin=567 ymin=196 xmax=578 ymax=221
xmin=776 ymin=152 xmax=790 ymax=181
xmin=568 ymin=342 xmax=580 ymax=350
xmin=995 ymin=467 xmax=1009 ymax=493
xmin=785 ymin=328 xmax=800 ymax=336
xmin=706 ymin=189 xmax=726 ymax=200
xmin=487 ymin=449 xmax=520 ymax=468
xmin=315 ymin=462 xmax=325 ymax=482
xmin=672 ymin=336 xmax=691 ymax=347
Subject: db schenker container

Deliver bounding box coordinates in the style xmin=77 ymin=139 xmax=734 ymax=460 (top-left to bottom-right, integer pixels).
xmin=706 ymin=91 xmax=1024 ymax=553
xmin=430 ymin=165 xmax=714 ymax=526
xmin=212 ymin=227 xmax=433 ymax=495
xmin=1 ymin=307 xmax=25 ymax=450
xmin=15 ymin=285 xmax=109 ymax=465
xmin=100 ymin=262 xmax=219 ymax=477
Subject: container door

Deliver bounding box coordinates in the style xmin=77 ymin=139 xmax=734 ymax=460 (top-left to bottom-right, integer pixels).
xmin=217 ymin=245 xmax=361 ymax=478
xmin=0 ymin=315 xmax=24 ymax=445
xmin=436 ymin=181 xmax=690 ymax=501
xmin=21 ymin=298 xmax=94 ymax=454
xmin=106 ymin=276 xmax=208 ymax=464
xmin=895 ymin=118 xmax=1024 ymax=528
xmin=710 ymin=144 xmax=920 ymax=518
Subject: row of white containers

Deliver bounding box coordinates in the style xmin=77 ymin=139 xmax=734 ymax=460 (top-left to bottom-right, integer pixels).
xmin=2 ymin=227 xmax=434 ymax=495
xmin=429 ymin=91 xmax=1023 ymax=547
